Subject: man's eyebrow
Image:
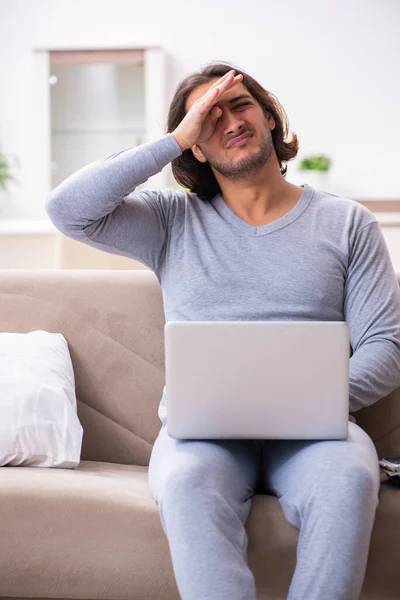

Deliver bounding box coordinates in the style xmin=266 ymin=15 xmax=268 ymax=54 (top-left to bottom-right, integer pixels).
xmin=227 ymin=94 xmax=253 ymax=105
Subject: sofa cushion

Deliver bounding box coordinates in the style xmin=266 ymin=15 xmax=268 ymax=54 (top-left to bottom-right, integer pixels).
xmin=1 ymin=462 xmax=399 ymax=600
xmin=0 ymin=461 xmax=178 ymax=599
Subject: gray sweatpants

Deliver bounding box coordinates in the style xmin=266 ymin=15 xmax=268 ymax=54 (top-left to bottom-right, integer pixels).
xmin=148 ymin=421 xmax=380 ymax=600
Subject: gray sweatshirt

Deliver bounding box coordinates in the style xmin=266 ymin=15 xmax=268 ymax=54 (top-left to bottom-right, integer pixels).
xmin=46 ymin=134 xmax=400 ymax=425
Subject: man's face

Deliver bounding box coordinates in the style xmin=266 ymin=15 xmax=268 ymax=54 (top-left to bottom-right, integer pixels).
xmin=185 ymin=79 xmax=276 ymax=180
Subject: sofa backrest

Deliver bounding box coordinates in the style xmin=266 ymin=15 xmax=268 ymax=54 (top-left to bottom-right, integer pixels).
xmin=0 ymin=269 xmax=399 ymax=466
xmin=0 ymin=270 xmax=165 ymax=466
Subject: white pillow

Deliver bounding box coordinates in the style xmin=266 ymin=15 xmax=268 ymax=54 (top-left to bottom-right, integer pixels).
xmin=0 ymin=330 xmax=83 ymax=468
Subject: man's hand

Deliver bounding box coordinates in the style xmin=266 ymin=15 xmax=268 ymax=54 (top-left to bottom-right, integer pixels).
xmin=172 ymin=70 xmax=243 ymax=152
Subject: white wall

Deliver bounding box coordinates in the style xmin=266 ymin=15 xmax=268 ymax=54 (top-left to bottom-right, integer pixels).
xmin=0 ymin=0 xmax=399 ymax=222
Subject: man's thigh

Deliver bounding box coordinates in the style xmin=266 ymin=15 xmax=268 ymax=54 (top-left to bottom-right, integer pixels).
xmin=259 ymin=422 xmax=380 ymax=527
xmin=148 ymin=425 xmax=262 ymax=506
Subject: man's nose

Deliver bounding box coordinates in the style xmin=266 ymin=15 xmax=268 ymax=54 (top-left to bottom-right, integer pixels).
xmin=222 ymin=112 xmax=246 ymax=137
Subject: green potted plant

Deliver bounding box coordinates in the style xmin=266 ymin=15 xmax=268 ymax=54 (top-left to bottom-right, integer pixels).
xmin=0 ymin=152 xmax=16 ymax=190
xmin=298 ymin=154 xmax=332 ymax=190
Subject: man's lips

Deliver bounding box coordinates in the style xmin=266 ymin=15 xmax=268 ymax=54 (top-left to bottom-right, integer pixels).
xmin=227 ymin=132 xmax=253 ymax=149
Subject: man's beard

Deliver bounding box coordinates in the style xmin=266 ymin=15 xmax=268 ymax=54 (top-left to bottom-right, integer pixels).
xmin=199 ymin=130 xmax=274 ymax=181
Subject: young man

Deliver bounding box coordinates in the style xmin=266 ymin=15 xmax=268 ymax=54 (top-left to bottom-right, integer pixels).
xmin=46 ymin=63 xmax=400 ymax=600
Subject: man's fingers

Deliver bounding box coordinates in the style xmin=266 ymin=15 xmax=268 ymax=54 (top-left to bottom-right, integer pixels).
xmin=210 ymin=106 xmax=222 ymax=127
xmin=202 ymin=73 xmax=243 ymax=109
xmin=208 ymin=70 xmax=243 ymax=96
xmin=208 ymin=70 xmax=235 ymax=92
xmin=193 ymin=71 xmax=243 ymax=120
xmin=211 ymin=74 xmax=243 ymax=100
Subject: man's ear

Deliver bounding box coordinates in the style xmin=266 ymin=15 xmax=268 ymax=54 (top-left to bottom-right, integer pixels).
xmin=191 ymin=144 xmax=208 ymax=164
xmin=267 ymin=113 xmax=276 ymax=131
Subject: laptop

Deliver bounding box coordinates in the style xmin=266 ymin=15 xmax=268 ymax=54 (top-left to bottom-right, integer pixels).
xmin=164 ymin=321 xmax=350 ymax=440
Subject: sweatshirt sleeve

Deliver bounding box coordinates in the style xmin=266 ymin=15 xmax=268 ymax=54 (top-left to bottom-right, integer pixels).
xmin=344 ymin=221 xmax=400 ymax=412
xmin=45 ymin=134 xmax=182 ymax=273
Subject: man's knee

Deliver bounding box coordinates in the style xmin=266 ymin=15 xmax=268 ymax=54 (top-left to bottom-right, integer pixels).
xmin=340 ymin=461 xmax=379 ymax=504
xmin=304 ymin=461 xmax=378 ymax=514
xmin=156 ymin=459 xmax=226 ymax=508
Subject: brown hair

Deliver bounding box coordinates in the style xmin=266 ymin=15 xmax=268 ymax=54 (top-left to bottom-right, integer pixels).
xmin=166 ymin=61 xmax=299 ymax=201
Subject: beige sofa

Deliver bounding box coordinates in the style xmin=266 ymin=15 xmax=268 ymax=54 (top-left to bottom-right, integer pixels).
xmin=0 ymin=269 xmax=399 ymax=600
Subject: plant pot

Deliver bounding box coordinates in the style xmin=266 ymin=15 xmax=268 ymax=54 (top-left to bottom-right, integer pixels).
xmin=300 ymin=170 xmax=330 ymax=192
xmin=0 ymin=189 xmax=10 ymax=213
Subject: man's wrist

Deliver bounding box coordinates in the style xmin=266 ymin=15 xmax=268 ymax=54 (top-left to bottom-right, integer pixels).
xmin=172 ymin=132 xmax=189 ymax=152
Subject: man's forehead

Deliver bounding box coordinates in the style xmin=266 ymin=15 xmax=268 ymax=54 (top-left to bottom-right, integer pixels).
xmin=185 ymin=80 xmax=253 ymax=112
